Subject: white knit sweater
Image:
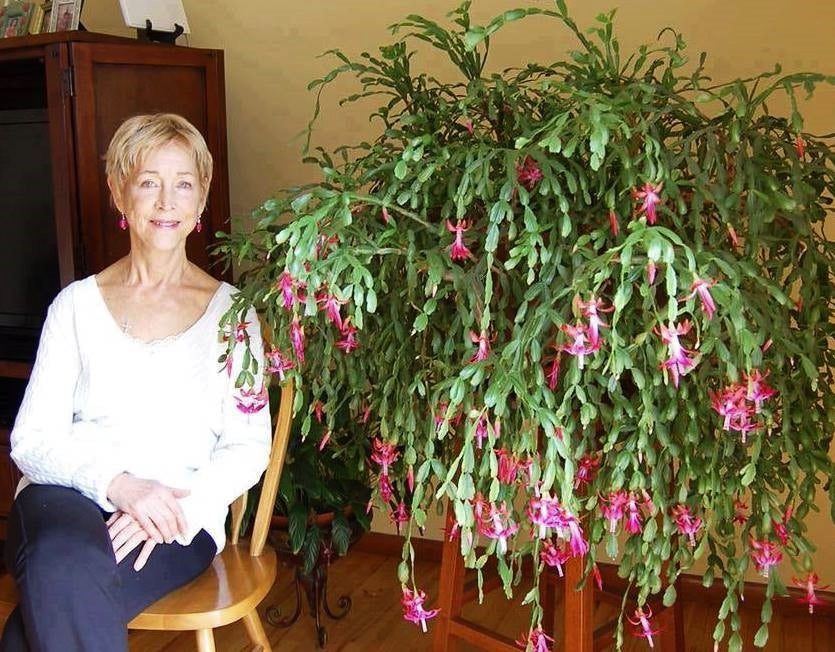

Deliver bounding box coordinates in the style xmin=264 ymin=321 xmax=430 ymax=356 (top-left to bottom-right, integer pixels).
xmin=10 ymin=275 xmax=272 ymax=552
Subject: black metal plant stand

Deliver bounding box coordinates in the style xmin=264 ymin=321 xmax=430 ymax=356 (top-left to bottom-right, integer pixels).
xmin=266 ymin=545 xmax=352 ymax=648
xmin=265 ymin=515 xmax=365 ymax=649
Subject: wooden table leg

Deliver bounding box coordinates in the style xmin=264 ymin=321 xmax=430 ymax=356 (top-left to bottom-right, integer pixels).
xmin=433 ymin=504 xmax=464 ymax=652
xmin=563 ymin=556 xmax=593 ymax=652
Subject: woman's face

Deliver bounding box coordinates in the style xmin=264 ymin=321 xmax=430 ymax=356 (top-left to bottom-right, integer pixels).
xmin=111 ymin=141 xmax=205 ymax=254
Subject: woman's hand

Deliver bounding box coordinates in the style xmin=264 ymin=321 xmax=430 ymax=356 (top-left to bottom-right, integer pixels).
xmin=106 ymin=472 xmax=190 ymax=545
xmin=107 ymin=511 xmax=157 ymax=570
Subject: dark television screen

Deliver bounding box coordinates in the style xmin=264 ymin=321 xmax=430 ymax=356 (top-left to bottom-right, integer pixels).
xmin=0 ymin=108 xmax=60 ymax=361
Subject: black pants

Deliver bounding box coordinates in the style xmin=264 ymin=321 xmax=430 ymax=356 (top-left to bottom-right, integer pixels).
xmin=0 ymin=484 xmax=217 ymax=651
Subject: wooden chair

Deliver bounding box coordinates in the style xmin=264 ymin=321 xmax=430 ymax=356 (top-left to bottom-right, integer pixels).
xmin=0 ymin=378 xmax=295 ymax=652
xmin=127 ymin=377 xmax=295 ymax=651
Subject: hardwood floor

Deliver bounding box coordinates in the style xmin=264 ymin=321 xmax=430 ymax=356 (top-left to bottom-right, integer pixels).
xmin=121 ymin=550 xmax=834 ymax=652
xmin=0 ymin=548 xmax=830 ymax=650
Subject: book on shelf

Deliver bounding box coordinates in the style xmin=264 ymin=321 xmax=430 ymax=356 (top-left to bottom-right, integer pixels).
xmin=27 ymin=2 xmax=44 ymax=34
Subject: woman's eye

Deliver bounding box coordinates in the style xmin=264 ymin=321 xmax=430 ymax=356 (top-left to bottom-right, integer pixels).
xmin=139 ymin=179 xmax=157 ymax=188
xmin=177 ymin=181 xmax=193 ymax=190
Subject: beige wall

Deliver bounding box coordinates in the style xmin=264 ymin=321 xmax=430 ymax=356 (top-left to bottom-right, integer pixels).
xmin=80 ymin=0 xmax=834 ymax=583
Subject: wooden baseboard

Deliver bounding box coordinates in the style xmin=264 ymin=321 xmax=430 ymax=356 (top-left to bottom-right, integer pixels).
xmin=354 ymin=532 xmax=835 ymax=618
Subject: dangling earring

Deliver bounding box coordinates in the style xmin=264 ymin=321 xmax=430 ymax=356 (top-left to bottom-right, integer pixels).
xmin=119 ymin=214 xmax=127 ymax=230
xmin=195 ymin=214 xmax=203 ymax=233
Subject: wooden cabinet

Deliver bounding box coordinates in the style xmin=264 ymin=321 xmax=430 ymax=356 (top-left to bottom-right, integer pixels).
xmin=0 ymin=32 xmax=231 ymax=536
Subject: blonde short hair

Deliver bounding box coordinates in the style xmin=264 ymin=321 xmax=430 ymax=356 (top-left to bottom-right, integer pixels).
xmin=105 ymin=113 xmax=213 ymax=201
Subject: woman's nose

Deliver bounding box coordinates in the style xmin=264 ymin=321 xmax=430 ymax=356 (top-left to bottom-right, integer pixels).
xmin=156 ymin=186 xmax=175 ymax=209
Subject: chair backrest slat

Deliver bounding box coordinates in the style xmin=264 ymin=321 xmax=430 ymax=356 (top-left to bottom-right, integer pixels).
xmin=249 ymin=378 xmax=295 ymax=557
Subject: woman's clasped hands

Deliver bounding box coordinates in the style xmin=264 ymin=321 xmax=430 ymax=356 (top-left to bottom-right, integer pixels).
xmin=106 ymin=472 xmax=190 ymax=570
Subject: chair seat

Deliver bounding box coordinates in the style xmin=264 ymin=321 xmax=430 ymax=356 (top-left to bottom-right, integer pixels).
xmin=128 ymin=543 xmax=277 ymax=631
xmin=0 ymin=544 xmax=276 ymax=633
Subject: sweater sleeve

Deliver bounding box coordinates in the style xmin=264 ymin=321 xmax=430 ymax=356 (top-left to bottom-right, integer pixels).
xmin=10 ymin=285 xmax=126 ymax=511
xmin=175 ymin=307 xmax=272 ymax=544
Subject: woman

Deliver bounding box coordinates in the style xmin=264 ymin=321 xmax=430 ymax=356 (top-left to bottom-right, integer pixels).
xmin=0 ymin=114 xmax=271 ymax=650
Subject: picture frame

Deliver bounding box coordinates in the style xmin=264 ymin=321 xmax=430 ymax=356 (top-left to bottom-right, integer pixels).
xmin=32 ymin=2 xmax=50 ymax=35
xmin=48 ymin=0 xmax=81 ymax=33
xmin=0 ymin=1 xmax=35 ymax=38
xmin=41 ymin=2 xmax=52 ymax=33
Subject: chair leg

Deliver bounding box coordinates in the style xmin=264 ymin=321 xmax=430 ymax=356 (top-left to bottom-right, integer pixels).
xmin=242 ymin=609 xmax=272 ymax=652
xmin=195 ymin=628 xmax=216 ymax=652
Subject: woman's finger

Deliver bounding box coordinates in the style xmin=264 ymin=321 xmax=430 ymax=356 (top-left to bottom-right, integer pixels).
xmin=132 ymin=510 xmax=165 ymax=544
xmin=110 ymin=519 xmax=144 ymax=552
xmin=107 ymin=512 xmax=137 ymax=541
xmin=133 ymin=539 xmax=157 ymax=571
xmin=114 ymin=529 xmax=148 ymax=564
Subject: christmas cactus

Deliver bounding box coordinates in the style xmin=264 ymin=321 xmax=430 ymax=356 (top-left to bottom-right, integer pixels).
xmin=217 ymin=2 xmax=835 ymax=649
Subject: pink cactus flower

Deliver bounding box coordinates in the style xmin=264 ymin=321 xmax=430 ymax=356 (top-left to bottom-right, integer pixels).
xmin=469 ymin=330 xmax=491 ymax=363
xmin=574 ymin=454 xmax=600 ymax=489
xmin=710 ymin=369 xmax=776 ymax=443
xmin=631 ymin=181 xmax=663 ymax=225
xmin=795 ymin=135 xmax=806 ymax=159
xmin=317 ymin=292 xmax=347 ymax=330
xmin=685 ymin=276 xmax=717 ymax=320
xmin=527 ymin=491 xmax=569 ymax=540
xmin=672 ymin=505 xmax=702 ymax=547
xmin=371 ymin=438 xmax=400 ymax=474
xmin=464 ymin=119 xmax=474 ymax=135
xmin=378 ymin=473 xmax=394 ymax=504
xmin=792 ymin=572 xmax=829 ymax=614
xmin=407 ymin=464 xmax=415 ymax=493
xmin=234 ymin=321 xmax=250 ymax=343
xmin=477 ymin=500 xmax=519 ymax=555
xmin=592 ymin=563 xmax=603 ymax=591
xmin=401 ymin=586 xmax=440 ymax=632
xmin=473 ymin=414 xmax=494 ymax=449
xmin=234 ymin=386 xmax=268 ymax=414
xmin=559 ymin=323 xmax=600 ymax=369
xmin=566 ymin=518 xmax=589 ymax=557
xmin=628 ymin=606 xmax=659 ymax=648
xmin=646 ymin=260 xmax=657 ymax=285
xmin=381 ymin=206 xmax=390 ymax=224
xmin=733 ymin=499 xmax=748 ymax=525
xmin=601 ymin=490 xmax=629 ymax=534
xmin=289 ymin=316 xmax=305 ymax=364
xmin=312 ymin=400 xmax=324 ymax=423
xmin=318 ymin=428 xmax=331 ymax=451
xmin=515 ymin=626 xmax=554 ymax=652
xmin=577 ymin=296 xmax=612 ymax=348
xmin=336 ymin=321 xmax=359 ymax=353
xmin=750 ymin=538 xmax=783 ymax=578
xmin=608 ymin=210 xmax=619 ymax=237
xmin=772 ymin=507 xmax=793 ymax=546
xmin=540 ymin=539 xmax=571 ymax=577
xmin=390 ymin=502 xmax=410 ymax=534
xmin=446 ymin=219 xmax=472 ymax=261
xmin=623 ymin=493 xmax=644 ymax=535
xmin=277 ymin=270 xmax=303 ymax=311
xmin=655 ymin=320 xmax=697 ymax=388
xmin=546 ymin=354 xmax=561 ymax=390
xmin=744 ymin=369 xmax=777 ymax=412
xmin=265 ymin=348 xmax=295 ymax=380
xmin=497 ymin=448 xmax=520 ymax=485
xmin=709 ymin=384 xmax=758 ymax=441
xmin=515 ymin=156 xmax=544 ymax=190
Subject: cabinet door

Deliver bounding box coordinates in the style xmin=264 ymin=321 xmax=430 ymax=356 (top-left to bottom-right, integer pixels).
xmin=69 ymin=42 xmax=230 ymax=277
xmin=0 ymin=430 xmax=22 ymax=539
